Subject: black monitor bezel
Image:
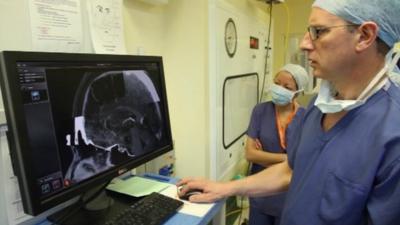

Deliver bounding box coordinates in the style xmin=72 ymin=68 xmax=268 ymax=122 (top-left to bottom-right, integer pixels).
xmin=0 ymin=51 xmax=174 ymax=215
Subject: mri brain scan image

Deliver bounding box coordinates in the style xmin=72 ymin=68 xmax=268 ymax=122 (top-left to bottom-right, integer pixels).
xmin=63 ymin=70 xmax=164 ymax=183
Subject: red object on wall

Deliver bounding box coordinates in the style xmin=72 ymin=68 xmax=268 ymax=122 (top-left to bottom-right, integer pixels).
xmin=250 ymin=36 xmax=259 ymax=49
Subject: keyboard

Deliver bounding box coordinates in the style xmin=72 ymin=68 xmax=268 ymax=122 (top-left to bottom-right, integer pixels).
xmin=104 ymin=192 xmax=183 ymax=225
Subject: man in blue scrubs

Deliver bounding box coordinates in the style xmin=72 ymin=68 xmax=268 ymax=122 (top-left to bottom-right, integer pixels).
xmin=178 ymin=0 xmax=400 ymax=224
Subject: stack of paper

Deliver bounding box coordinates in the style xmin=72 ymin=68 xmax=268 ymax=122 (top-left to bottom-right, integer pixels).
xmin=107 ymin=176 xmax=172 ymax=197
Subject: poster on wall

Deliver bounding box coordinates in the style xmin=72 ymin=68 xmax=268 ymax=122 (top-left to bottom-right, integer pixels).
xmin=87 ymin=0 xmax=127 ymax=54
xmin=28 ymin=0 xmax=83 ymax=52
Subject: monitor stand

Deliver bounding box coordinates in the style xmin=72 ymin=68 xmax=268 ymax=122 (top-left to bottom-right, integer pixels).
xmin=83 ymin=189 xmax=114 ymax=211
xmin=48 ymin=185 xmax=139 ymax=225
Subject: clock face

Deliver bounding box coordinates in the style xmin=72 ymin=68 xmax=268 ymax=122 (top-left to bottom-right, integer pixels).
xmin=224 ymin=18 xmax=237 ymax=58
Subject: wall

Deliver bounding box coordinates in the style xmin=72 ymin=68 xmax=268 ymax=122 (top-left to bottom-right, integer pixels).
xmin=270 ymin=0 xmax=314 ymax=107
xmin=0 ymin=1 xmax=31 ymax=51
xmin=123 ymin=1 xmax=166 ymax=55
xmin=272 ymin=0 xmax=313 ymax=74
xmin=123 ymin=0 xmax=210 ymax=179
xmin=162 ymin=0 xmax=209 ymax=178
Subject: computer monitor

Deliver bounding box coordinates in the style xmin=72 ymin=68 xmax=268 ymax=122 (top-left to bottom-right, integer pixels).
xmin=0 ymin=51 xmax=174 ymax=216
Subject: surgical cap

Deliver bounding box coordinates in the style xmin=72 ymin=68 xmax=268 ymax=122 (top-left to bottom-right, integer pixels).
xmin=313 ymin=0 xmax=400 ymax=48
xmin=280 ymin=64 xmax=309 ymax=91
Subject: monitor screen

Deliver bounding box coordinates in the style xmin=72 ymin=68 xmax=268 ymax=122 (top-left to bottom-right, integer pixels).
xmin=0 ymin=51 xmax=173 ymax=215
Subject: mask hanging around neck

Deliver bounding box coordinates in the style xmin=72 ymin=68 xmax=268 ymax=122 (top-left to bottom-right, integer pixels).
xmin=388 ymin=42 xmax=400 ymax=85
xmin=314 ymin=64 xmax=389 ymax=114
xmin=314 ymin=41 xmax=400 ymax=114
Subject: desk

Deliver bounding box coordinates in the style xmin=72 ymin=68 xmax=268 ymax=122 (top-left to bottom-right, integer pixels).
xmin=142 ymin=173 xmax=225 ymax=225
xmin=35 ymin=174 xmax=225 ymax=225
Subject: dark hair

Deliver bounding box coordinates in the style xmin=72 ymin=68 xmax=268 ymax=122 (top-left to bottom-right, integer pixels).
xmin=376 ymin=37 xmax=390 ymax=56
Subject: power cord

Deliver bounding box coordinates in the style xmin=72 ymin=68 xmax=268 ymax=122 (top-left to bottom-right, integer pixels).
xmin=260 ymin=1 xmax=274 ymax=103
xmin=236 ymin=159 xmax=253 ymax=225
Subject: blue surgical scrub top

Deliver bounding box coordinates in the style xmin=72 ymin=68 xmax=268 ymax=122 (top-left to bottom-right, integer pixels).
xmin=281 ymin=81 xmax=400 ymax=225
xmin=247 ymin=101 xmax=305 ymax=216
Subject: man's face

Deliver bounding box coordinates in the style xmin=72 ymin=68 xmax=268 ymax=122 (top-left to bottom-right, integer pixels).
xmin=300 ymin=8 xmax=358 ymax=82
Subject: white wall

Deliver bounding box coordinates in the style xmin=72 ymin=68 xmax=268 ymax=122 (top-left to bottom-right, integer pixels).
xmin=161 ymin=0 xmax=210 ymax=178
xmin=123 ymin=0 xmax=166 ymax=55
xmin=0 ymin=1 xmax=32 ymax=51
xmin=272 ymin=0 xmax=313 ymax=74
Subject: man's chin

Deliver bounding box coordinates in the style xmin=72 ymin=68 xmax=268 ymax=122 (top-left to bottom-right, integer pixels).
xmin=311 ymin=69 xmax=323 ymax=79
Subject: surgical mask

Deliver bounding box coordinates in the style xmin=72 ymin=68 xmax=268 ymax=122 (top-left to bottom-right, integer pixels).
xmin=315 ymin=64 xmax=391 ymax=114
xmin=387 ymin=42 xmax=400 ymax=85
xmin=315 ymin=41 xmax=400 ymax=114
xmin=389 ymin=71 xmax=400 ymax=86
xmin=387 ymin=42 xmax=400 ymax=74
xmin=270 ymin=83 xmax=298 ymax=106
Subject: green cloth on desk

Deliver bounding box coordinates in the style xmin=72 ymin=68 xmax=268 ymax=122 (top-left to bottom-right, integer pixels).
xmin=107 ymin=176 xmax=171 ymax=197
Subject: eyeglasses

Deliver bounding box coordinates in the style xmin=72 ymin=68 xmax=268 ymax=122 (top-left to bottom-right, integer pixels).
xmin=307 ymin=24 xmax=359 ymax=40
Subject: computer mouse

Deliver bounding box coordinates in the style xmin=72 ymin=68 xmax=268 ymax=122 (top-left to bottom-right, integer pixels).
xmin=178 ymin=188 xmax=203 ymax=201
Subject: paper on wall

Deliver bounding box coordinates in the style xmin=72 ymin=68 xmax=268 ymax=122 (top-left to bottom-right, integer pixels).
xmin=28 ymin=0 xmax=83 ymax=52
xmin=86 ymin=0 xmax=127 ymax=54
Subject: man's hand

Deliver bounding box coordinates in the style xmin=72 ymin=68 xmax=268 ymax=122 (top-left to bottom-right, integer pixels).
xmin=176 ymin=177 xmax=232 ymax=203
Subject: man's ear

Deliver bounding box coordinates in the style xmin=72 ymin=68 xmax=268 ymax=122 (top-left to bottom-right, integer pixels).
xmin=355 ymin=22 xmax=379 ymax=52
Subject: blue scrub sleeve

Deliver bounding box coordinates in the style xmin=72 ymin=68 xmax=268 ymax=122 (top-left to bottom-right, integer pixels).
xmin=368 ymin=156 xmax=400 ymax=225
xmin=285 ymin=107 xmax=306 ymax=168
xmin=286 ymin=98 xmax=315 ymax=169
xmin=247 ymin=104 xmax=262 ymax=139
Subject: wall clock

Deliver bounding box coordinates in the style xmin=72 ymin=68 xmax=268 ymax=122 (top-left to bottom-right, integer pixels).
xmin=224 ymin=18 xmax=237 ymax=58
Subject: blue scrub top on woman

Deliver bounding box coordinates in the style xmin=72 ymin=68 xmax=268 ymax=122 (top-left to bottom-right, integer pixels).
xmin=281 ymin=81 xmax=400 ymax=225
xmin=247 ymin=101 xmax=306 ymax=216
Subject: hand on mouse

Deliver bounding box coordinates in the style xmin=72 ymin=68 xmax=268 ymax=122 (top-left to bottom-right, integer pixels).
xmin=176 ymin=177 xmax=232 ymax=203
xmin=177 ymin=188 xmax=203 ymax=201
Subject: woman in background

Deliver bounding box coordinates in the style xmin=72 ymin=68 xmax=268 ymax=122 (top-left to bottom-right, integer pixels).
xmin=245 ymin=64 xmax=309 ymax=225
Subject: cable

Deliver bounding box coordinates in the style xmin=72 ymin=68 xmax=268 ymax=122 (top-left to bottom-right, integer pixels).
xmin=226 ymin=207 xmax=249 ymax=217
xmin=260 ymin=1 xmax=274 ymax=103
xmin=236 ymin=158 xmax=253 ymax=225
xmin=282 ymin=2 xmax=291 ymax=61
